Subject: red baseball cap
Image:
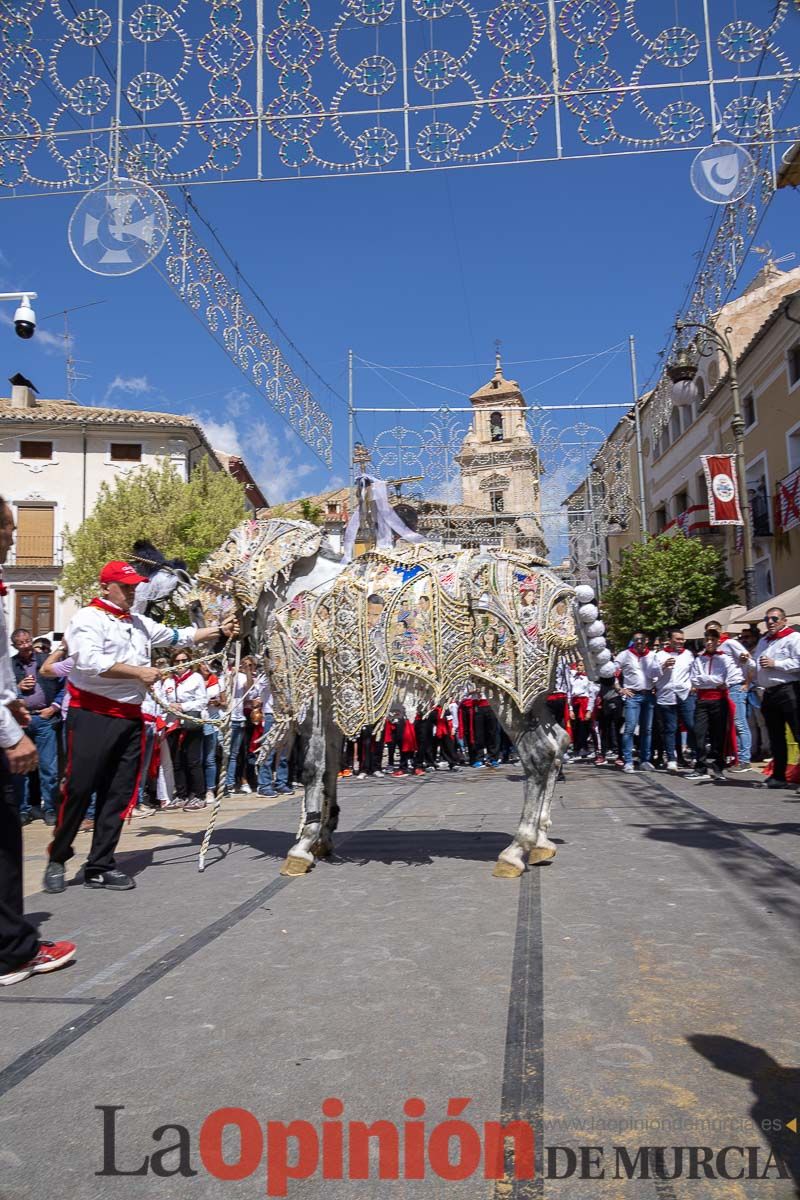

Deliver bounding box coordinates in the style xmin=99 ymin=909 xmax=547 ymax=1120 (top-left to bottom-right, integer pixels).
xmin=99 ymin=561 xmax=147 ymax=586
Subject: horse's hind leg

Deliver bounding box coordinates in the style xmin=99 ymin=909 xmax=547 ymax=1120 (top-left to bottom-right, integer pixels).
xmin=493 ymin=695 xmax=569 ymax=878
xmin=314 ymin=711 xmax=343 ymax=860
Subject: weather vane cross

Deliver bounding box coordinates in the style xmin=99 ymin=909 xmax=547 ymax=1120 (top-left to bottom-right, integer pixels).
xmin=353 ymin=443 xmax=372 ymax=476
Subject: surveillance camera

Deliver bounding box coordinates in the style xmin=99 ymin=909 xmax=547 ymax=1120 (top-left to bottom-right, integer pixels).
xmin=13 ymin=296 xmax=36 ymax=340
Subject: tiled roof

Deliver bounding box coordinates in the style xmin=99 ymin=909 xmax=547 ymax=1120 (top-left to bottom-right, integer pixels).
xmin=0 ymin=398 xmax=200 ymax=427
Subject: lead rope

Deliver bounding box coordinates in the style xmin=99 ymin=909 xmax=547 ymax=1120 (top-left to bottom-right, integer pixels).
xmin=199 ymin=639 xmax=241 ymax=872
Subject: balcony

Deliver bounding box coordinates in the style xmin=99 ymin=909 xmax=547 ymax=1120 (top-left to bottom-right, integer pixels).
xmin=664 ymin=505 xmax=725 ymax=545
xmin=7 ymin=535 xmax=63 ymax=568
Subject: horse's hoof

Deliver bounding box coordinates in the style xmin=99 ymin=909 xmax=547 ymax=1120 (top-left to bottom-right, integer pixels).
xmin=313 ymin=843 xmax=333 ymax=859
xmin=528 ymin=846 xmax=557 ymax=865
xmin=280 ymin=855 xmax=314 ymax=877
xmin=492 ymin=859 xmax=524 ymax=879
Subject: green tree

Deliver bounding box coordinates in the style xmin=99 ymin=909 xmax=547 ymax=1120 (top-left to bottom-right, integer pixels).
xmin=61 ymin=457 xmax=247 ymax=605
xmin=299 ymin=498 xmax=323 ymax=525
xmin=601 ymin=533 xmax=738 ymax=646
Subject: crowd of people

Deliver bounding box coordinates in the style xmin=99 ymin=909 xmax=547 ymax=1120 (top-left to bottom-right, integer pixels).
xmin=2 ymin=477 xmax=799 ymax=988
xmin=549 ymin=612 xmax=800 ymax=790
xmin=339 ymin=694 xmax=517 ymax=780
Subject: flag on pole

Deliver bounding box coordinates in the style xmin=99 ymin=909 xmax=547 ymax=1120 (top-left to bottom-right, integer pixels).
xmin=701 ymin=454 xmax=743 ymax=525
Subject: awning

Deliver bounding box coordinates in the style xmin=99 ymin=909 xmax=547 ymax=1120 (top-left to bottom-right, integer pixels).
xmin=682 ymin=604 xmax=748 ymax=639
xmin=740 ymin=584 xmax=800 ymax=626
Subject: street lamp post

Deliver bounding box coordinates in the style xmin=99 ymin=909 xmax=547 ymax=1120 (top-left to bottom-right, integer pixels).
xmin=672 ymin=320 xmax=756 ymax=608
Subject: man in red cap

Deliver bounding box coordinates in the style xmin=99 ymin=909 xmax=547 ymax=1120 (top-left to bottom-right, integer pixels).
xmin=44 ymin=559 xmax=238 ymax=893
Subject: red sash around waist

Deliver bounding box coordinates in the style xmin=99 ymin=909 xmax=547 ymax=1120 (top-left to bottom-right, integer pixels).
xmin=697 ymin=688 xmax=726 ymax=702
xmin=68 ymin=683 xmax=142 ymax=721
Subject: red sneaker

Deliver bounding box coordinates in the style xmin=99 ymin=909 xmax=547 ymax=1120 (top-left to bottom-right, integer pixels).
xmin=29 ymin=941 xmax=77 ymax=975
xmin=414 ymin=768 xmax=426 ymax=776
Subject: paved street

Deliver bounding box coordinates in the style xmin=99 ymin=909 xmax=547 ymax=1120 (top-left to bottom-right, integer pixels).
xmin=1 ymin=764 xmax=799 ymax=1199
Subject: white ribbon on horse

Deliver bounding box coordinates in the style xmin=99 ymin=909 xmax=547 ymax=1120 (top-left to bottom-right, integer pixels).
xmin=342 ymin=475 xmax=426 ymax=562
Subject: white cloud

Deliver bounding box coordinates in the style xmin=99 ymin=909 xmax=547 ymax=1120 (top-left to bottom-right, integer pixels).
xmin=196 ymin=417 xmax=242 ymax=457
xmin=191 ymin=410 xmax=317 ymax=505
xmin=0 ymin=310 xmax=69 ymax=356
xmin=104 ymin=374 xmax=152 ymax=400
xmin=223 ymin=387 xmax=251 ymax=419
xmin=245 ymin=419 xmax=316 ymax=503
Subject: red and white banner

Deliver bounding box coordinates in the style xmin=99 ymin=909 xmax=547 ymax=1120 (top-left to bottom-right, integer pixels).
xmin=777 ymin=465 xmax=800 ymax=533
xmin=701 ymin=454 xmax=743 ymax=526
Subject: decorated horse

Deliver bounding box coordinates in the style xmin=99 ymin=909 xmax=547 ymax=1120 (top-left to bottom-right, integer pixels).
xmin=187 ymin=518 xmax=612 ymax=878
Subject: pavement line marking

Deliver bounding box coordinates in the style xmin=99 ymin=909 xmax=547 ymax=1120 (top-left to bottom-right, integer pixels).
xmin=63 ymin=930 xmax=176 ymax=998
xmin=494 ymin=865 xmax=544 ymax=1199
xmin=0 ymin=788 xmax=421 ymax=1100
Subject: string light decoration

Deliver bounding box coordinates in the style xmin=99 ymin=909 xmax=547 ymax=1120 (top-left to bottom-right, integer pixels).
xmin=1 ymin=1 xmax=799 ymax=192
xmin=160 ymin=190 xmax=333 ymax=465
xmin=369 ymin=409 xmax=634 ymax=568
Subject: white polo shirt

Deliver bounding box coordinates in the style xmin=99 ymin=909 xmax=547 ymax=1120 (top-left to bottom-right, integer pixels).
xmin=66 ymin=601 xmax=196 ymax=707
xmin=615 ymin=648 xmax=657 ymax=692
xmin=689 ymin=653 xmax=737 ymax=692
xmin=752 ymin=629 xmax=800 ymax=690
xmin=653 ymin=647 xmax=694 ymax=705
xmin=718 ymin=636 xmax=749 ymax=686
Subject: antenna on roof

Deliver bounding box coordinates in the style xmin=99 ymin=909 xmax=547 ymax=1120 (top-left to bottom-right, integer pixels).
xmin=41 ymin=300 xmax=106 ymax=402
xmin=751 ymin=244 xmax=796 ymax=270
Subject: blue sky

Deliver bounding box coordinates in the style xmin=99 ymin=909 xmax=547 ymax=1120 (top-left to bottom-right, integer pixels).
xmin=1 ymin=144 xmax=798 ymax=527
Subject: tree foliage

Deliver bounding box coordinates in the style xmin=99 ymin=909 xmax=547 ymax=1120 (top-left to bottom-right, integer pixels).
xmin=601 ymin=533 xmax=738 ymax=646
xmin=299 ymin=498 xmax=323 ymax=525
xmin=61 ymin=457 xmax=247 ymax=604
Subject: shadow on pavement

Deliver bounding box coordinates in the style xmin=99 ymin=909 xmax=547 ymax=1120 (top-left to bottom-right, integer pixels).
xmin=687 ymin=1034 xmax=799 ymax=1194
xmin=109 ymin=826 xmax=535 ymax=878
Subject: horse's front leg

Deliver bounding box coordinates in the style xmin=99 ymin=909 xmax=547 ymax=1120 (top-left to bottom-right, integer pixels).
xmin=493 ymin=697 xmax=569 ymax=878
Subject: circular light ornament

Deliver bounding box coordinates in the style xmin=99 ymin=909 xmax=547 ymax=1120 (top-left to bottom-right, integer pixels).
xmin=68 ymin=177 xmax=170 ymax=275
xmin=690 ymin=140 xmax=756 ymax=204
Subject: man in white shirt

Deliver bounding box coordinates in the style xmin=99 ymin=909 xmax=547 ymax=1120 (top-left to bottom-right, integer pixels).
xmin=687 ymin=630 xmax=737 ymax=780
xmin=616 ymin=631 xmax=657 ymax=773
xmin=0 ymin=497 xmax=76 ymax=986
xmin=750 ymin=607 xmax=800 ymax=789
xmin=652 ymin=627 xmax=695 ymax=771
xmin=705 ymin=619 xmax=753 ymax=770
xmin=44 ymin=560 xmax=238 ymax=894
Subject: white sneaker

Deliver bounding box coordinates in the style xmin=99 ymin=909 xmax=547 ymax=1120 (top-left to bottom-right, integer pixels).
xmin=240 ymin=782 xmax=252 ymax=795
xmin=373 ymin=770 xmax=383 ymax=777
xmin=622 ymin=763 xmax=635 ymax=773
xmin=666 ymin=761 xmax=678 ymax=772
xmin=356 ymin=772 xmax=367 ymax=780
xmin=640 ymin=761 xmax=655 ymax=772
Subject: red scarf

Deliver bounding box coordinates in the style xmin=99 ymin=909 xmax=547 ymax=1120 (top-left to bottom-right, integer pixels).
xmin=0 ymin=576 xmax=6 ymax=597
xmin=767 ymin=626 xmax=794 ymax=642
xmin=173 ymin=670 xmax=193 ymax=685
xmin=90 ymin=597 xmax=132 ymax=622
xmin=628 ymin=645 xmax=650 ymax=658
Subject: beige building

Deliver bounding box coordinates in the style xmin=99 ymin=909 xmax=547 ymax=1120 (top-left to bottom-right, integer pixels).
xmin=454 ymin=356 xmax=545 ymax=553
xmin=0 ymin=374 xmax=265 ymax=635
xmin=568 ymin=262 xmax=800 ymax=605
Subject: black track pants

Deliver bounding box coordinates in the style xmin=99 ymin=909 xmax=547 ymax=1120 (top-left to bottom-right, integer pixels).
xmin=49 ymin=708 xmax=144 ymax=873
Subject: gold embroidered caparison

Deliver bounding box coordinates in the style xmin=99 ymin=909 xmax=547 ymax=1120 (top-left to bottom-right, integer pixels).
xmin=187 ymin=520 xmax=579 ymax=745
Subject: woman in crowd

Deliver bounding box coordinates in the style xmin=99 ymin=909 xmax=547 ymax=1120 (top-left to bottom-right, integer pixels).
xmin=223 ymin=654 xmax=256 ymax=795
xmin=199 ymin=659 xmax=221 ymax=802
xmin=165 ymin=647 xmax=207 ymax=809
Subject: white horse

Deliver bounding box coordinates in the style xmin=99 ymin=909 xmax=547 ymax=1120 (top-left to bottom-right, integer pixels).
xmin=188 ymin=519 xmax=610 ymax=878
